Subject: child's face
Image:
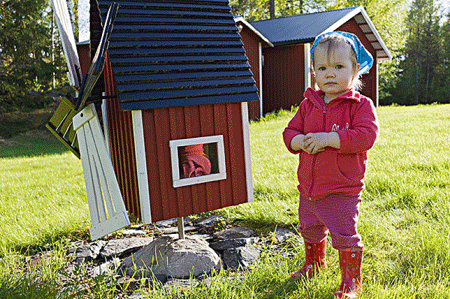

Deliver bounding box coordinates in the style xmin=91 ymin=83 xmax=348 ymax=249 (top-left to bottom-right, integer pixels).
xmin=313 ymin=42 xmax=360 ymax=102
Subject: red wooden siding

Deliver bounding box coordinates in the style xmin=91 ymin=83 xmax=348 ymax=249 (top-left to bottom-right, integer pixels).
xmin=76 ymin=43 xmax=91 ymax=77
xmin=140 ymin=103 xmax=249 ymax=222
xmin=240 ymin=25 xmax=261 ymax=120
xmin=262 ymin=44 xmax=306 ymax=113
xmin=103 ymin=56 xmax=142 ymax=220
xmin=103 ymin=57 xmax=250 ymax=222
xmin=337 ymin=16 xmax=378 ymax=105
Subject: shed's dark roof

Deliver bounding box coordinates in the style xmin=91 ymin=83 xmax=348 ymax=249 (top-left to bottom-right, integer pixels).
xmin=250 ymin=7 xmax=356 ymax=46
xmin=96 ymin=0 xmax=259 ymax=111
xmin=249 ymin=6 xmax=391 ymax=60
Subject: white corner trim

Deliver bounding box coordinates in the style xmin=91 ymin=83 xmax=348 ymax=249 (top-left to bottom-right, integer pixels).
xmin=357 ymin=7 xmax=392 ymax=60
xmin=321 ymin=6 xmax=391 ymax=61
xmin=132 ymin=110 xmax=152 ymax=224
xmin=304 ymin=43 xmax=311 ymax=91
xmin=241 ymin=102 xmax=254 ymax=203
xmin=259 ymin=42 xmax=264 ymax=118
xmin=375 ymin=62 xmax=379 ymax=107
xmin=234 ymin=16 xmax=274 ymax=47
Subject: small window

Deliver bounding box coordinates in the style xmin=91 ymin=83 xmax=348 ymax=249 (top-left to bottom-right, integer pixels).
xmin=169 ymin=135 xmax=226 ymax=188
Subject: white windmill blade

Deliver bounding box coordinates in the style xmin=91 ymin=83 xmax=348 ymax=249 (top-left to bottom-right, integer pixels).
xmin=51 ymin=0 xmax=82 ymax=88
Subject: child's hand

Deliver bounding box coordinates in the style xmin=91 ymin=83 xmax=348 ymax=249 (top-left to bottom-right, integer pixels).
xmin=290 ymin=134 xmax=307 ymax=152
xmin=303 ymin=132 xmax=340 ymax=154
xmin=303 ymin=133 xmax=329 ymax=154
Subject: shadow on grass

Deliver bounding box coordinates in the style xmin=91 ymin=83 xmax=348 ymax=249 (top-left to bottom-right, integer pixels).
xmin=0 ymin=226 xmax=90 ymax=259
xmin=0 ymin=130 xmax=70 ymax=159
xmin=254 ymin=275 xmax=337 ymax=299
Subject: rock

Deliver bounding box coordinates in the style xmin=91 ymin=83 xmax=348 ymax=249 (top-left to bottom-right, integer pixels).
xmin=70 ymin=240 xmax=106 ymax=261
xmin=223 ymin=244 xmax=261 ymax=271
xmin=156 ymin=225 xmax=197 ymax=235
xmin=24 ymin=250 xmax=55 ymax=266
xmin=213 ymin=226 xmax=255 ymax=240
xmin=129 ymin=224 xmax=146 ymax=230
xmin=155 ymin=218 xmax=177 ymax=227
xmin=188 ymin=234 xmax=213 ymax=241
xmin=272 ymin=227 xmax=296 ymax=243
xmin=163 ymin=278 xmax=199 ymax=290
xmin=93 ymin=258 xmax=119 ymax=277
xmin=196 ymin=215 xmax=226 ymax=228
xmin=209 ymin=237 xmax=260 ymax=251
xmin=115 ymin=277 xmax=140 ymax=291
xmin=127 ymin=291 xmax=153 ymax=299
xmin=100 ymin=237 xmax=154 ymax=259
xmin=121 ymin=235 xmax=221 ymax=279
xmin=121 ymin=229 xmax=148 ymax=237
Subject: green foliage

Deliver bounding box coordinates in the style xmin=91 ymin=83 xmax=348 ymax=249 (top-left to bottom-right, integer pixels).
xmin=400 ymin=0 xmax=441 ymax=104
xmin=230 ymin=0 xmax=331 ymax=21
xmin=0 ymin=0 xmax=68 ymax=112
xmin=431 ymin=15 xmax=450 ymax=102
xmin=382 ymin=0 xmax=450 ymax=105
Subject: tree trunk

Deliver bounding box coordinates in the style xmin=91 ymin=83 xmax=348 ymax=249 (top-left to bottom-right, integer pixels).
xmin=425 ymin=52 xmax=430 ymax=103
xmin=51 ymin=9 xmax=56 ymax=89
xmin=269 ymin=0 xmax=275 ymax=19
xmin=414 ymin=23 xmax=420 ymax=105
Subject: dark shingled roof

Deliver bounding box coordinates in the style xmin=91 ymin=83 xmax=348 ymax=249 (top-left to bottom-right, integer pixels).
xmin=95 ymin=0 xmax=259 ymax=111
xmin=249 ymin=6 xmax=391 ymax=60
xmin=250 ymin=7 xmax=357 ymax=46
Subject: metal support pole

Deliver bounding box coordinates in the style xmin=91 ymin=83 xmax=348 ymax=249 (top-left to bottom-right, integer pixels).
xmin=177 ymin=217 xmax=185 ymax=239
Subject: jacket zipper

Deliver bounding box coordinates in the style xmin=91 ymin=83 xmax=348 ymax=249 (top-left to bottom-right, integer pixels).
xmin=307 ymin=105 xmax=327 ymax=199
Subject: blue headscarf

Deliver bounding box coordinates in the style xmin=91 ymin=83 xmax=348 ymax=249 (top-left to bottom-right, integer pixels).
xmin=310 ymin=31 xmax=373 ymax=76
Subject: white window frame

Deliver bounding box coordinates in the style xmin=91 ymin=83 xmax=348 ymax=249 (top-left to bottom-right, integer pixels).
xmin=169 ymin=135 xmax=226 ymax=188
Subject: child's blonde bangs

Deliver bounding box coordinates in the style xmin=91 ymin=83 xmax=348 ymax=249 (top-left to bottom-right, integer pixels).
xmin=313 ymin=35 xmax=363 ymax=90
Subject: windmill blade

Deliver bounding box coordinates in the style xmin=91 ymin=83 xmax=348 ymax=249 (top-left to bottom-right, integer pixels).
xmin=46 ymin=2 xmax=119 ymax=158
xmin=75 ymin=2 xmax=119 ymax=110
xmin=51 ymin=0 xmax=82 ymax=88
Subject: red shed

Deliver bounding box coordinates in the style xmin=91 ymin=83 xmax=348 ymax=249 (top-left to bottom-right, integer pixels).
xmin=242 ymin=6 xmax=391 ymax=114
xmin=234 ymin=17 xmax=273 ymax=120
xmin=75 ymin=0 xmax=259 ymax=227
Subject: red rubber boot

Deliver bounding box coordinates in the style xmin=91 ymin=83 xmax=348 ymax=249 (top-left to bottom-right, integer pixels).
xmin=334 ymin=247 xmax=363 ymax=298
xmin=290 ymin=239 xmax=327 ymax=279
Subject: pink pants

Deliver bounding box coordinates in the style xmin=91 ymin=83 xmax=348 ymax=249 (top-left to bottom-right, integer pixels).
xmin=298 ymin=193 xmax=363 ymax=250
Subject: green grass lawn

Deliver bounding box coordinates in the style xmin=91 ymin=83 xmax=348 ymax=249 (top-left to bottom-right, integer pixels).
xmin=0 ymin=132 xmax=90 ymax=252
xmin=1 ymin=104 xmax=450 ymax=298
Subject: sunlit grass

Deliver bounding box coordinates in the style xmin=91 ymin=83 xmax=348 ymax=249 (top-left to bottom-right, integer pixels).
xmin=1 ymin=104 xmax=450 ymax=298
xmin=0 ymin=138 xmax=89 ymax=252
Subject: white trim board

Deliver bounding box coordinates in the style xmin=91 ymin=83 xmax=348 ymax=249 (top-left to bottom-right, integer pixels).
xmin=241 ymin=102 xmax=254 ymax=203
xmin=132 ymin=110 xmax=152 ymax=224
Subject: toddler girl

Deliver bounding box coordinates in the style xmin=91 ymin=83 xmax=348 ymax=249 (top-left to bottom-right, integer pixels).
xmin=282 ymin=31 xmax=379 ymax=298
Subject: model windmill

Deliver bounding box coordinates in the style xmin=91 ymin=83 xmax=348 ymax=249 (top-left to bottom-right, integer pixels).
xmin=47 ymin=1 xmax=130 ymax=240
xmin=47 ymin=0 xmax=259 ymax=241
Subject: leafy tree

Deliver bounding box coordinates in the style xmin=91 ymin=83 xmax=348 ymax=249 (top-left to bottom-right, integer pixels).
xmin=0 ymin=0 xmax=64 ymax=112
xmin=276 ymin=0 xmax=329 ymax=17
xmin=431 ymin=13 xmax=450 ymax=102
xmin=230 ymin=0 xmax=330 ymax=21
xmin=393 ymin=0 xmax=442 ymax=105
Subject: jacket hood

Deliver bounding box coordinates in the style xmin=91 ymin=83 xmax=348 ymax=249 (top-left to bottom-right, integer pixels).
xmin=303 ymin=88 xmax=362 ymax=109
